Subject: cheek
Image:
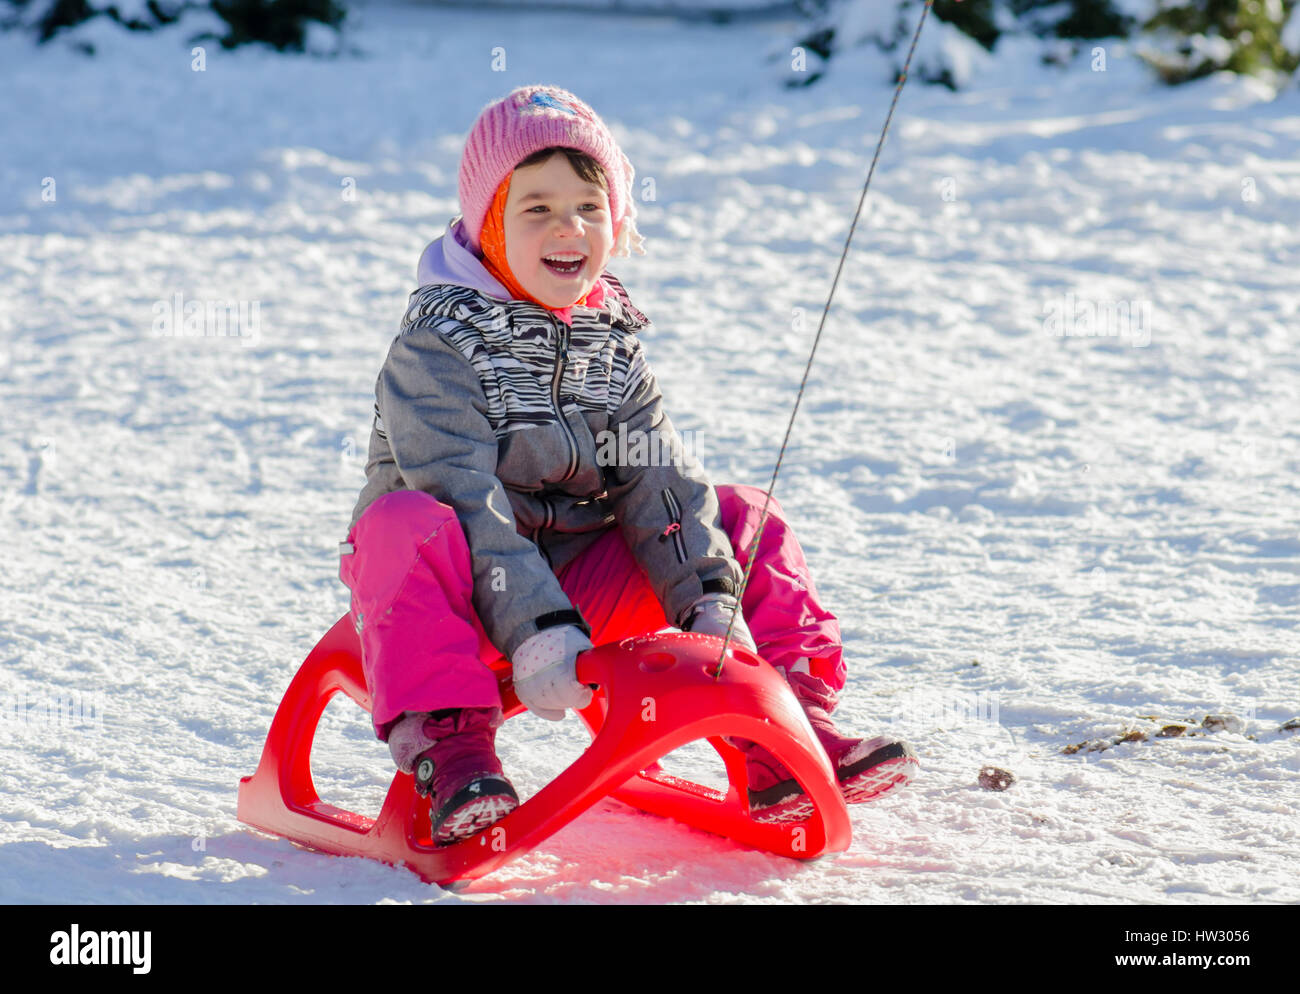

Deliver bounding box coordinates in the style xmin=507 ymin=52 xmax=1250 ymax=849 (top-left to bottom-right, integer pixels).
xmin=504 ymin=224 xmax=539 ymax=270
xmin=598 ymin=228 xmax=615 ymax=260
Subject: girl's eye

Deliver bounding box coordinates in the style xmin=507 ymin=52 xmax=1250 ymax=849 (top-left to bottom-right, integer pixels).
xmin=526 ymin=203 xmax=605 ymax=214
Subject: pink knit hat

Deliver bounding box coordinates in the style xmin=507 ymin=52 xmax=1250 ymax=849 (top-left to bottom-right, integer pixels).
xmin=457 ymin=85 xmax=646 ymax=259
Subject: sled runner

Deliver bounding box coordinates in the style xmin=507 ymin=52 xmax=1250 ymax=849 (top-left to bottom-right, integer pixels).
xmin=237 ymin=614 xmax=852 ymax=886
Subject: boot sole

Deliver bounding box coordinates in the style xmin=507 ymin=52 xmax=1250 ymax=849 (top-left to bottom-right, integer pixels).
xmin=750 ymin=744 xmax=920 ymax=824
xmin=432 ymin=777 xmax=519 ymax=846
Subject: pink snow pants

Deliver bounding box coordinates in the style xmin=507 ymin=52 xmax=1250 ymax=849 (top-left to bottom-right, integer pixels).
xmin=339 ymin=484 xmax=846 ymax=740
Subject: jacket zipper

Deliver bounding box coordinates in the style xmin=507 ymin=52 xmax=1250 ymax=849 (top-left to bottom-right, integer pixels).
xmin=551 ymin=319 xmax=580 ymax=483
xmin=659 ymin=488 xmax=688 ymax=564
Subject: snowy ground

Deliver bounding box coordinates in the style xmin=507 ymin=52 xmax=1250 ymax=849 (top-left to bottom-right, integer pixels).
xmin=1 ymin=2 xmax=1298 ymax=904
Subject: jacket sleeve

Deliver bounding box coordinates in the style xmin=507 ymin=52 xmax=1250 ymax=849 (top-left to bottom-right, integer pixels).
xmin=602 ymin=338 xmax=744 ymax=628
xmin=376 ymin=320 xmax=587 ymax=658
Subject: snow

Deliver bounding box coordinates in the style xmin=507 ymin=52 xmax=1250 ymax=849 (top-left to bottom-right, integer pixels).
xmin=1 ymin=2 xmax=1298 ymax=905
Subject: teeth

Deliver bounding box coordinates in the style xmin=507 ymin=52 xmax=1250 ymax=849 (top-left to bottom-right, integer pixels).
xmin=544 ymin=254 xmax=585 ymax=262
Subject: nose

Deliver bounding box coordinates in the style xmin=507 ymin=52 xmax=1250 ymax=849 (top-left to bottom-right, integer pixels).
xmin=551 ymin=209 xmax=585 ymax=237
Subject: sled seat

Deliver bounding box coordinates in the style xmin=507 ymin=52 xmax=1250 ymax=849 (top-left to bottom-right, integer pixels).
xmin=237 ymin=614 xmax=852 ymax=886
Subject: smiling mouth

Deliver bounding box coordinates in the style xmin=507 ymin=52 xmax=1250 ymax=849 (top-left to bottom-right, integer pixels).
xmin=542 ymin=254 xmax=587 ymax=277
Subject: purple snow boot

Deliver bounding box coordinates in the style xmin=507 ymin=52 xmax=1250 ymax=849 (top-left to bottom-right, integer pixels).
xmin=734 ymin=669 xmax=919 ymax=823
xmin=387 ymin=707 xmax=519 ymax=845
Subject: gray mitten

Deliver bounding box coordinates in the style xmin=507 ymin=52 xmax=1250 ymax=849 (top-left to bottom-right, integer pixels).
xmin=681 ymin=592 xmax=757 ymax=653
xmin=510 ymin=624 xmax=595 ymax=721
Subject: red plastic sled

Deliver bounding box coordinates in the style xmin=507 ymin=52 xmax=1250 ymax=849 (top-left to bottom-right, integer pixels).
xmin=237 ymin=614 xmax=852 ymax=886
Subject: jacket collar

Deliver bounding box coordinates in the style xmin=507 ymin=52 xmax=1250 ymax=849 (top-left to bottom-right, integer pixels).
xmin=414 ymin=217 xmax=651 ymax=333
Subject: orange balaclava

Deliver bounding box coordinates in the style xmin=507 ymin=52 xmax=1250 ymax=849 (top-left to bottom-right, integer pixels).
xmin=478 ymin=172 xmax=597 ymax=315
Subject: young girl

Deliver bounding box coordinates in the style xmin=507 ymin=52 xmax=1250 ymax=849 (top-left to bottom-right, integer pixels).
xmin=340 ymin=85 xmax=918 ymax=846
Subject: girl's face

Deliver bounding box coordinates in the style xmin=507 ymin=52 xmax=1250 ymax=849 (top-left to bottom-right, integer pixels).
xmin=503 ymin=152 xmax=615 ymax=309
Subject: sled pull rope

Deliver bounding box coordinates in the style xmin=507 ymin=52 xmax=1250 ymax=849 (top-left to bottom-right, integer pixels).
xmin=715 ymin=0 xmax=941 ymax=678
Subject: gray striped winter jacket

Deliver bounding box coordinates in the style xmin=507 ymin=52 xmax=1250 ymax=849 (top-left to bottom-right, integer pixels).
xmin=348 ymin=223 xmax=743 ymax=659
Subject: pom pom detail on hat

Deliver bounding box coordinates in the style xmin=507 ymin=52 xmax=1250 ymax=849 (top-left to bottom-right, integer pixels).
xmin=457 ymin=84 xmax=646 ymax=259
